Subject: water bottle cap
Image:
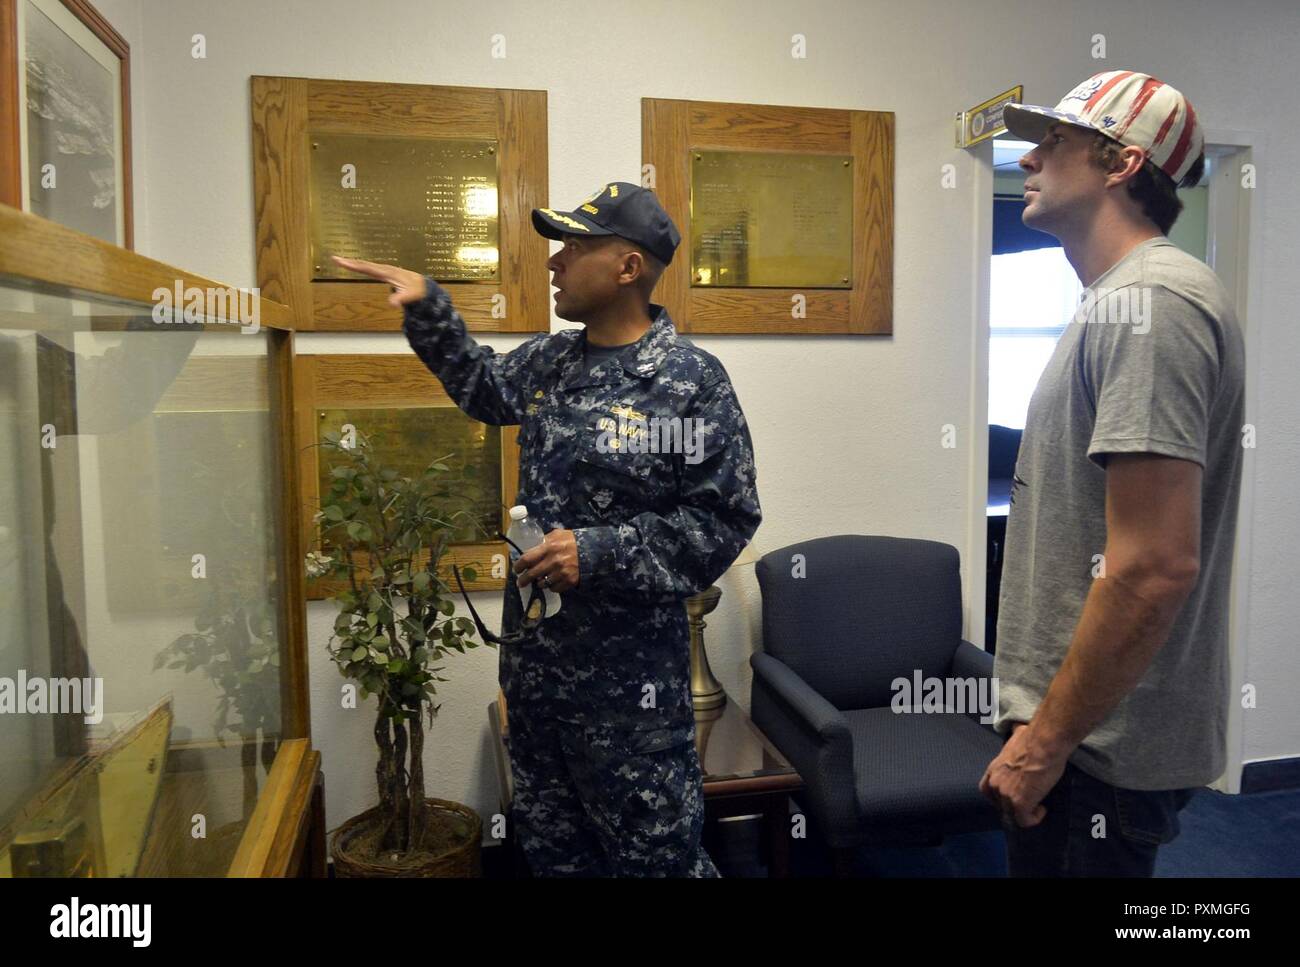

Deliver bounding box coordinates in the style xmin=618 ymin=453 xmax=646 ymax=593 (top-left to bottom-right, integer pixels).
xmin=508 ymin=505 xmax=529 ymax=521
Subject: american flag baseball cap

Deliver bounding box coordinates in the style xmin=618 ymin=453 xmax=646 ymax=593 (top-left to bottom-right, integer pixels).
xmin=1003 ymin=70 xmax=1204 ymax=184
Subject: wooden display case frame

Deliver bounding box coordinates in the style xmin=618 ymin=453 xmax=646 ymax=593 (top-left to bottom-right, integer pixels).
xmin=0 ymin=204 xmax=322 ymax=877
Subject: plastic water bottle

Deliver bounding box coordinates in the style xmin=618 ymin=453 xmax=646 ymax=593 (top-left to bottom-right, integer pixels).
xmin=506 ymin=505 xmax=561 ymax=617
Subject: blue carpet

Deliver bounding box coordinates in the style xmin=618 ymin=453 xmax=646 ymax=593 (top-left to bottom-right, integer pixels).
xmin=1157 ymin=787 xmax=1300 ymax=876
xmin=712 ymin=786 xmax=1300 ymax=877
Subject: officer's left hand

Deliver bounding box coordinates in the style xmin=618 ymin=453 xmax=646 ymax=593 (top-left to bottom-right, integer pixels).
xmin=513 ymin=528 xmax=580 ymax=593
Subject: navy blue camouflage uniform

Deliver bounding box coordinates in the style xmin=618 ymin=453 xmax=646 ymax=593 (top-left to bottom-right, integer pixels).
xmin=402 ymin=280 xmax=761 ymax=876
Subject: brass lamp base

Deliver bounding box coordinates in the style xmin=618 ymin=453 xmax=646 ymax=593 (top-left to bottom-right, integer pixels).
xmin=686 ymin=585 xmax=725 ymax=711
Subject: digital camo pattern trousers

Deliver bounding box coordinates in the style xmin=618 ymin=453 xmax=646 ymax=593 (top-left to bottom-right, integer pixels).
xmin=506 ymin=704 xmax=719 ymax=877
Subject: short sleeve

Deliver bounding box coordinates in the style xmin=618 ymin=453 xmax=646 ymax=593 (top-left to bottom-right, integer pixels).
xmin=1084 ymin=284 xmax=1222 ymax=469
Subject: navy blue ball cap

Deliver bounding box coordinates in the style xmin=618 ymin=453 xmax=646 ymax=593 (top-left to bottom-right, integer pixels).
xmin=532 ymin=182 xmax=681 ymax=265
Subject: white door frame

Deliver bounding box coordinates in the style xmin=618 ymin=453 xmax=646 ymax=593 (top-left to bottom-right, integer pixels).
xmin=1201 ymin=127 xmax=1264 ymax=794
xmin=964 ymin=140 xmax=994 ymax=650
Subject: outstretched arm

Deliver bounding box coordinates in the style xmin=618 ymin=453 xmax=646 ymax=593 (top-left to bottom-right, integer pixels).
xmin=331 ymin=256 xmax=542 ymax=426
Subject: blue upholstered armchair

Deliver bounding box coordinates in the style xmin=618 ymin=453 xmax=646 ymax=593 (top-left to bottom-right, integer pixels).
xmin=751 ymin=535 xmax=1003 ymax=872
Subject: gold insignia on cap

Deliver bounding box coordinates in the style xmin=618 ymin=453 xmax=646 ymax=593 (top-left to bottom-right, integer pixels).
xmin=541 ymin=208 xmax=589 ymax=232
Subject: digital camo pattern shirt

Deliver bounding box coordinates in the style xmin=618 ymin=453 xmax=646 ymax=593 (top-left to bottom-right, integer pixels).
xmin=403 ymin=279 xmax=761 ymax=733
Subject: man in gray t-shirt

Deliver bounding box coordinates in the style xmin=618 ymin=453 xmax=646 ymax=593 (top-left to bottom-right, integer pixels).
xmin=980 ymin=72 xmax=1244 ymax=877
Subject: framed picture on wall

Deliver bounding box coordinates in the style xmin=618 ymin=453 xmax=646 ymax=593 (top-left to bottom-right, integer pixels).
xmin=0 ymin=0 xmax=132 ymax=248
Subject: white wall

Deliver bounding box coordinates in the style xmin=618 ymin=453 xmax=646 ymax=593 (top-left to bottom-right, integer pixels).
xmin=99 ymin=0 xmax=1300 ymax=832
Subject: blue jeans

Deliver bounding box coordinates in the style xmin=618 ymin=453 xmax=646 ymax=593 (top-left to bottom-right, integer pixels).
xmin=1003 ymin=761 xmax=1196 ymax=877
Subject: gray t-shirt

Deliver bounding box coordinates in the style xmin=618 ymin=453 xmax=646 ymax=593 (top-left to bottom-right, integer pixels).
xmin=993 ymin=236 xmax=1245 ymax=790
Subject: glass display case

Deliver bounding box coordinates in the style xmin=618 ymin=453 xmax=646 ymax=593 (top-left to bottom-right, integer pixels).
xmin=0 ymin=204 xmax=320 ymax=876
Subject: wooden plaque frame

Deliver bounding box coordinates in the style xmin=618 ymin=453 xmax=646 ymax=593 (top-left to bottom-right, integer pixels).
xmin=293 ymin=353 xmax=519 ymax=600
xmin=642 ymin=97 xmax=894 ymax=334
xmin=252 ymin=76 xmax=549 ymax=333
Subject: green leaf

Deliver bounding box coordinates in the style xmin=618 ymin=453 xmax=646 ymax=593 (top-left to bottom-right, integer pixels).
xmin=324 ymin=505 xmax=344 ymax=522
xmin=351 ymin=646 xmax=368 ymax=662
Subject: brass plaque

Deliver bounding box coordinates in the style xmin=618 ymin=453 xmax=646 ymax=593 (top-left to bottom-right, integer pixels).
xmin=690 ymin=149 xmax=853 ymax=288
xmin=317 ymin=407 xmax=503 ymax=545
xmin=309 ymin=134 xmax=499 ymax=281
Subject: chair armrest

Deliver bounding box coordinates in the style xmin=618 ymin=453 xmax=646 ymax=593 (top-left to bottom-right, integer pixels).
xmin=750 ymin=652 xmax=859 ymax=845
xmin=951 ymin=639 xmax=993 ymax=680
xmin=949 ymin=639 xmax=998 ymax=732
xmin=751 ymin=652 xmax=852 ymax=745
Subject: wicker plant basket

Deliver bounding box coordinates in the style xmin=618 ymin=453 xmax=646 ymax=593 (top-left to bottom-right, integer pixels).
xmin=331 ymin=798 xmax=482 ymax=878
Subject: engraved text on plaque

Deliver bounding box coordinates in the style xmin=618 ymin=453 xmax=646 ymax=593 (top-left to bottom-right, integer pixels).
xmin=309 ymin=134 xmax=500 ymax=282
xmin=690 ymin=149 xmax=853 ymax=289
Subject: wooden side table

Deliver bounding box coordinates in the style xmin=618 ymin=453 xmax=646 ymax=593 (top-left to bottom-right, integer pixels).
xmin=696 ymin=692 xmax=804 ymax=878
xmin=488 ymin=690 xmax=804 ymax=877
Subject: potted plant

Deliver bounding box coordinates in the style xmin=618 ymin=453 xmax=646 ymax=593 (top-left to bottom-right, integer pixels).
xmin=309 ymin=432 xmax=492 ymax=877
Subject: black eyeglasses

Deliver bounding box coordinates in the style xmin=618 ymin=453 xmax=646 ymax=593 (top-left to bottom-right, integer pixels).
xmin=452 ymin=532 xmax=548 ymax=646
